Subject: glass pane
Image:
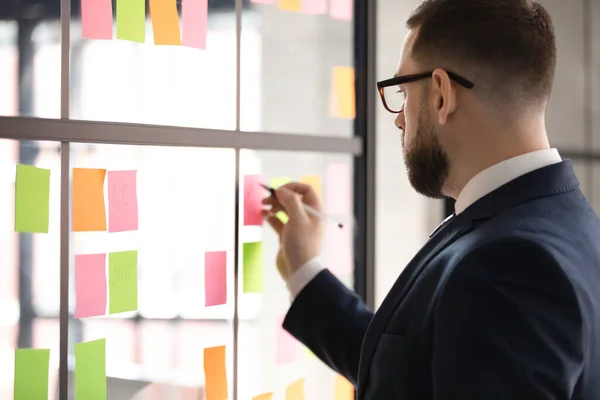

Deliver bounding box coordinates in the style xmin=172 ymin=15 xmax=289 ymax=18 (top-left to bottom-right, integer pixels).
xmin=0 ymin=17 xmax=61 ymax=118
xmin=542 ymin=1 xmax=586 ymax=149
xmin=0 ymin=139 xmax=61 ymax=398
xmin=70 ymin=4 xmax=236 ymax=130
xmin=240 ymin=4 xmax=354 ymax=136
xmin=375 ymin=0 xmax=445 ymax=308
xmin=237 ymin=149 xmax=354 ymax=399
xmin=571 ymin=160 xmax=589 ymax=198
xmin=591 ymin=163 xmax=600 ymax=213
xmin=0 ymin=22 xmax=17 ymax=117
xmin=592 ymin=0 xmax=600 ymax=151
xmin=68 ymin=144 xmax=235 ymax=399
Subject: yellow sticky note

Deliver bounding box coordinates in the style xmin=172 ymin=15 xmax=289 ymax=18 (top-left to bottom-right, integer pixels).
xmin=270 ymin=177 xmax=292 ymax=190
xmin=253 ymin=393 xmax=273 ymax=400
xmin=300 ymin=175 xmax=322 ymax=200
xmin=108 ymin=250 xmax=138 ymax=314
xmin=270 ymin=177 xmax=292 ymax=224
xmin=278 ymin=0 xmax=301 ymax=11
xmin=204 ymin=346 xmax=228 ymax=400
xmin=335 ymin=374 xmax=354 ymax=400
xmin=149 ymin=0 xmax=182 ymax=45
xmin=243 ymin=242 xmax=264 ymax=293
xmin=306 ymin=347 xmax=316 ymax=359
xmin=286 ymin=378 xmax=305 ymax=400
xmin=75 ymin=339 xmax=107 ymax=400
xmin=73 ymin=168 xmax=107 ymax=232
xmin=14 ymin=164 xmax=51 ymax=234
xmin=116 ymin=0 xmax=145 ymax=42
xmin=14 ymin=348 xmax=50 ymax=400
xmin=331 ymin=66 xmax=356 ymax=119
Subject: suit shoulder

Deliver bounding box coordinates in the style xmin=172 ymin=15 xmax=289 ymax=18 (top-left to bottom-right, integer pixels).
xmin=448 ymin=237 xmax=580 ymax=304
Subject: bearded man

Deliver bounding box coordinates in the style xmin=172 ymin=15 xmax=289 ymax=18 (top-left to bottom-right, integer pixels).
xmin=262 ymin=1 xmax=600 ymax=399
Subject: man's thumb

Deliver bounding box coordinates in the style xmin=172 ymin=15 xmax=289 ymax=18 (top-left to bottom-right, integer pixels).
xmin=276 ymin=188 xmax=306 ymax=218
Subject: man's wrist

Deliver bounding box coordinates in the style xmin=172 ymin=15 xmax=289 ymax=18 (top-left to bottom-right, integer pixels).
xmin=286 ymin=256 xmax=325 ymax=299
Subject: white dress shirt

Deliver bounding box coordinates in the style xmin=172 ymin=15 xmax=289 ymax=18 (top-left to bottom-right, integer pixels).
xmin=286 ymin=148 xmax=562 ymax=299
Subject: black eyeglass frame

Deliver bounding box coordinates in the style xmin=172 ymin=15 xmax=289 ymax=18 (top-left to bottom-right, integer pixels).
xmin=376 ymin=71 xmax=475 ymax=113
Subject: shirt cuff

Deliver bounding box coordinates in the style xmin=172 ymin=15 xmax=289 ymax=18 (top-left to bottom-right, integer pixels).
xmin=286 ymin=257 xmax=325 ymax=299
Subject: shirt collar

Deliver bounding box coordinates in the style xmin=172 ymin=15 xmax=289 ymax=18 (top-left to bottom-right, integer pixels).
xmin=455 ymin=148 xmax=562 ymax=215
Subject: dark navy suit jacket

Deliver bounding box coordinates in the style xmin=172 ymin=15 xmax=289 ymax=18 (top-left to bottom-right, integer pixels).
xmin=283 ymin=161 xmax=600 ymax=399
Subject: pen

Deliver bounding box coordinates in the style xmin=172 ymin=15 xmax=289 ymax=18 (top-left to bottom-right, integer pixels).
xmin=260 ymin=183 xmax=344 ymax=229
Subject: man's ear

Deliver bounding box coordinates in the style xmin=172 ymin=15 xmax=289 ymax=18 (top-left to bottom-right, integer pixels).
xmin=431 ymin=68 xmax=457 ymax=125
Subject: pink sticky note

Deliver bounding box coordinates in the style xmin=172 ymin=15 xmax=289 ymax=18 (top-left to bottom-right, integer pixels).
xmin=276 ymin=315 xmax=297 ymax=364
xmin=325 ymin=223 xmax=352 ymax=275
xmin=302 ymin=0 xmax=327 ymax=14
xmin=326 ymin=163 xmax=351 ymax=215
xmin=75 ymin=254 xmax=107 ymax=318
xmin=81 ymin=0 xmax=113 ymax=39
xmin=329 ymin=0 xmax=352 ymax=21
xmin=205 ymin=251 xmax=227 ymax=306
xmin=182 ymin=0 xmax=208 ymax=49
xmin=244 ymin=175 xmax=264 ymax=226
xmin=108 ymin=170 xmax=139 ymax=233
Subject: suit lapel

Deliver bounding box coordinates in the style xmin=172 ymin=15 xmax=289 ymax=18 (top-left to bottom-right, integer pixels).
xmin=356 ymin=215 xmax=473 ymax=397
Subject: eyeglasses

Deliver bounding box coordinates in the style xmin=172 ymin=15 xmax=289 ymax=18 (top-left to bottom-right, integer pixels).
xmin=376 ymin=71 xmax=474 ymax=114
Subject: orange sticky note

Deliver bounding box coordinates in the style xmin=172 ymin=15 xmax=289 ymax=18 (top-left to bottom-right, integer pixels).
xmin=335 ymin=374 xmax=354 ymax=400
xmin=253 ymin=393 xmax=273 ymax=400
xmin=72 ymin=168 xmax=107 ymax=232
xmin=278 ymin=0 xmax=301 ymax=11
xmin=300 ymin=175 xmax=322 ymax=200
xmin=285 ymin=378 xmax=305 ymax=400
xmin=204 ymin=345 xmax=228 ymax=400
xmin=149 ymin=0 xmax=182 ymax=45
xmin=331 ymin=66 xmax=356 ymax=119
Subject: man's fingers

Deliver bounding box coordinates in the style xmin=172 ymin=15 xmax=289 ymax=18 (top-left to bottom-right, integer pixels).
xmin=275 ymin=187 xmax=307 ymax=219
xmin=278 ymin=182 xmax=321 ymax=210
xmin=262 ymin=196 xmax=277 ymax=206
xmin=262 ymin=198 xmax=284 ymax=215
xmin=262 ymin=210 xmax=285 ymax=236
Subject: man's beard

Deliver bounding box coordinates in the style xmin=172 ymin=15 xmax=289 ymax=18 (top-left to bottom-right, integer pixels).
xmin=402 ymin=99 xmax=449 ymax=199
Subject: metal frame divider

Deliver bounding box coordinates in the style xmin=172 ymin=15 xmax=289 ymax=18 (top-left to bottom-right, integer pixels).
xmin=0 ymin=0 xmax=368 ymax=398
xmin=353 ymin=0 xmax=376 ymax=309
xmin=58 ymin=0 xmax=71 ymax=395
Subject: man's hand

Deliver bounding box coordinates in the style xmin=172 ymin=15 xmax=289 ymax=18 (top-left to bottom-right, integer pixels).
xmin=261 ymin=182 xmax=323 ymax=281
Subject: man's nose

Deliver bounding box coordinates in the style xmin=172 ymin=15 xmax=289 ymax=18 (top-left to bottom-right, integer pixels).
xmin=395 ymin=111 xmax=405 ymax=131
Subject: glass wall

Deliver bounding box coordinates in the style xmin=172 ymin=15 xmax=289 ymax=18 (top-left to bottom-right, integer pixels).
xmin=0 ymin=0 xmax=359 ymax=398
xmin=0 ymin=139 xmax=61 ymax=398
xmin=373 ymin=0 xmax=600 ymax=305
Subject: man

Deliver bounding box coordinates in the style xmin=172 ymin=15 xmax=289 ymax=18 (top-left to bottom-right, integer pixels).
xmin=262 ymin=0 xmax=600 ymax=399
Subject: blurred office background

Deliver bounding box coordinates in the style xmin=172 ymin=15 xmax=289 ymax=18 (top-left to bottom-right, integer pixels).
xmin=0 ymin=0 xmax=598 ymax=398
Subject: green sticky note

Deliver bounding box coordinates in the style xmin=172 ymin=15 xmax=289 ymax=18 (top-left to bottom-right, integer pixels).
xmin=269 ymin=177 xmax=292 ymax=189
xmin=109 ymin=250 xmax=138 ymax=314
xmin=14 ymin=348 xmax=50 ymax=400
xmin=306 ymin=347 xmax=317 ymax=359
xmin=15 ymin=164 xmax=50 ymax=233
xmin=269 ymin=177 xmax=292 ymax=224
xmin=116 ymin=0 xmax=146 ymax=43
xmin=75 ymin=338 xmax=107 ymax=400
xmin=243 ymin=242 xmax=264 ymax=293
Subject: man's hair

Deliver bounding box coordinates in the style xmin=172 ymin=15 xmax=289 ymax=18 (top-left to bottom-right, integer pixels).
xmin=406 ymin=0 xmax=557 ymax=109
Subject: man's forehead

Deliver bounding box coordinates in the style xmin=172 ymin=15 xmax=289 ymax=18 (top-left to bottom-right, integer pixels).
xmin=395 ymin=29 xmax=418 ymax=77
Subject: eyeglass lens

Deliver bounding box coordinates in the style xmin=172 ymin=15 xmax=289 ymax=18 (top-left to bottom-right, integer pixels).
xmin=382 ymin=86 xmax=406 ymax=112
